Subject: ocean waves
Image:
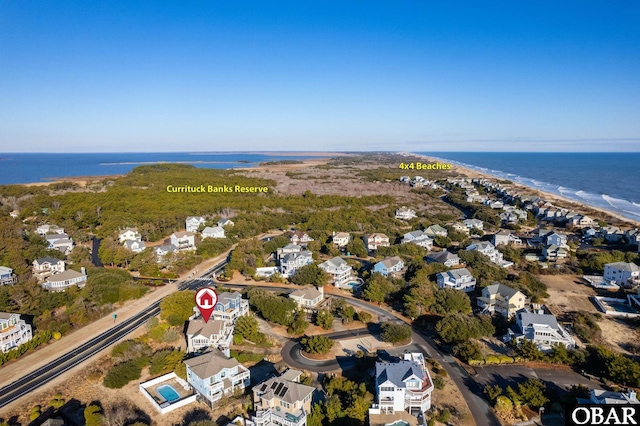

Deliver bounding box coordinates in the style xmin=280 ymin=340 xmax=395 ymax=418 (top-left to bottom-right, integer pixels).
xmin=424 ymin=154 xmax=640 ymax=221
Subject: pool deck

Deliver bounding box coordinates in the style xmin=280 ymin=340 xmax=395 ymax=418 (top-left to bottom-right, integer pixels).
xmin=147 ymin=378 xmax=192 ymax=404
xmin=369 ymin=410 xmax=418 ymax=426
xmin=139 ymin=372 xmax=197 ymax=414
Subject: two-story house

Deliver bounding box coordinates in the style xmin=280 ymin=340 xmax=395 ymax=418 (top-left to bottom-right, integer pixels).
xmin=276 ymin=244 xmax=303 ymax=259
xmin=288 ymin=231 xmax=314 ymax=246
xmin=332 ymin=232 xmax=351 ymax=248
xmin=118 ymin=227 xmax=140 ymax=243
xmin=543 ymin=231 xmax=568 ymax=248
xmin=124 ymin=239 xmax=147 ymax=253
xmin=424 ymin=225 xmax=448 ymax=238
xmin=186 ymin=318 xmax=234 ymax=356
xmin=604 ymin=262 xmax=640 ymax=286
xmin=289 ymin=286 xmax=324 ymax=310
xmin=395 ymin=206 xmax=417 ymax=220
xmin=0 ymin=266 xmax=17 ymax=286
xmin=425 ymin=250 xmax=460 ymax=267
xmin=36 ymin=224 xmax=64 ymax=236
xmin=202 ymin=226 xmax=225 ymax=239
xmin=492 ymin=230 xmax=523 ymax=247
xmin=185 ymin=349 xmax=250 ymax=408
xmin=319 ymin=257 xmax=355 ymax=288
xmin=466 ymin=241 xmax=513 ymax=268
xmin=170 ymin=231 xmax=197 ymax=251
xmin=42 ymin=268 xmax=87 ymax=291
xmin=402 ymin=231 xmax=433 ymax=250
xmin=186 ymin=216 xmax=206 ymax=233
xmin=279 ymin=251 xmax=313 ymax=278
xmin=212 ymin=292 xmax=250 ymax=323
xmin=371 ymin=352 xmax=434 ymax=415
xmin=505 ymin=310 xmax=576 ymax=351
xmin=373 ymin=257 xmax=405 ymax=277
xmin=252 ymin=369 xmax=315 ymax=426
xmin=463 ymin=218 xmax=484 ymax=231
xmin=32 ymin=257 xmax=66 ymax=281
xmin=0 ymin=312 xmax=33 ymax=353
xmin=477 ymin=283 xmax=526 ymax=318
xmin=364 ymin=233 xmax=390 ymax=251
xmin=46 ymin=233 xmax=74 ymax=255
xmin=436 ymin=268 xmax=476 ymax=292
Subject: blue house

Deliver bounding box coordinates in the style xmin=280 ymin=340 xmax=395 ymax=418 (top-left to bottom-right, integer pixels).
xmin=373 ymin=256 xmax=405 ymax=277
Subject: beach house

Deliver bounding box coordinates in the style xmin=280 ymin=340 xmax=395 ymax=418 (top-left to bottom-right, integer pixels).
xmin=436 ymin=268 xmax=476 ymax=292
xmin=477 ymin=283 xmax=526 ymax=318
xmin=0 ymin=312 xmax=33 ymax=353
xmin=185 ymin=349 xmax=250 ymax=408
xmin=42 ymin=268 xmax=87 ymax=291
xmin=186 ymin=318 xmax=234 ymax=356
xmin=424 ymin=225 xmax=448 ymax=238
xmin=0 ymin=266 xmax=17 ymax=286
xmin=425 ymin=250 xmax=460 ymax=267
xmin=279 ymin=251 xmax=313 ymax=278
xmin=364 ymin=233 xmax=390 ymax=251
xmin=373 ymin=257 xmax=405 ymax=277
xmin=32 ymin=257 xmax=66 ymax=281
xmin=505 ymin=310 xmax=576 ymax=351
xmin=170 ymin=231 xmax=197 ymax=251
xmin=604 ymin=262 xmax=640 ymax=286
xmin=118 ymin=227 xmax=140 ymax=243
xmin=466 ymin=241 xmax=513 ymax=268
xmin=211 ymin=292 xmax=250 ymax=323
xmin=332 ymin=232 xmax=351 ymax=248
xmin=36 ymin=224 xmax=64 ymax=236
xmin=202 ymin=226 xmax=225 ymax=239
xmin=395 ymin=206 xmax=417 ymax=220
xmin=252 ymin=369 xmax=315 ymax=426
xmin=288 ymin=231 xmax=314 ymax=246
xmin=402 ymin=230 xmax=434 ymax=249
xmin=319 ymin=256 xmax=355 ymax=288
xmin=289 ymin=286 xmax=324 ymax=310
xmin=463 ymin=219 xmax=484 ymax=231
xmin=124 ymin=239 xmax=147 ymax=253
xmin=185 ymin=216 xmax=206 ymax=233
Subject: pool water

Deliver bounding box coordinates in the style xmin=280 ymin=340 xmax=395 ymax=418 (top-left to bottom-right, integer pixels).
xmin=385 ymin=421 xmax=410 ymax=426
xmin=157 ymin=384 xmax=180 ymax=402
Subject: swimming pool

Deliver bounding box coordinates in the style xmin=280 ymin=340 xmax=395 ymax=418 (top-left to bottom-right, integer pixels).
xmin=384 ymin=421 xmax=410 ymax=426
xmin=157 ymin=384 xmax=180 ymax=402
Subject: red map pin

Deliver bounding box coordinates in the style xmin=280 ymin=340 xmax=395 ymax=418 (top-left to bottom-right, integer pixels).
xmin=195 ymin=287 xmax=218 ymax=323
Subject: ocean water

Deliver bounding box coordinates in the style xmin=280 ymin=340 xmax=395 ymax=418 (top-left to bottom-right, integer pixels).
xmin=0 ymin=152 xmax=318 ymax=185
xmin=419 ymin=152 xmax=640 ymax=221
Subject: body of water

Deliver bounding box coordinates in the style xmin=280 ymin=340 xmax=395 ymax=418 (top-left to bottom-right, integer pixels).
xmin=419 ymin=152 xmax=640 ymax=221
xmin=0 ymin=152 xmax=318 ymax=185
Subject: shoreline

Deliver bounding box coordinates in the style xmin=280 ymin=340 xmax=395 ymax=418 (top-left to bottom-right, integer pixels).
xmin=413 ymin=153 xmax=640 ymax=228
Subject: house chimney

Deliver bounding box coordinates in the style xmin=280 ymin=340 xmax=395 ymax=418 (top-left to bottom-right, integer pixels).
xmin=629 ymin=390 xmax=637 ymax=402
xmin=81 ymin=267 xmax=86 ymax=275
xmin=317 ymin=286 xmax=324 ymax=297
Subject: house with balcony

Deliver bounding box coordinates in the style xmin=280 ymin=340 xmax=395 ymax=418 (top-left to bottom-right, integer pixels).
xmin=185 ymin=349 xmax=250 ymax=408
xmin=463 ymin=218 xmax=484 ymax=231
xmin=252 ymin=369 xmax=315 ymax=426
xmin=402 ymin=230 xmax=433 ymax=249
xmin=436 ymin=268 xmax=476 ymax=292
xmin=492 ymin=230 xmax=522 ymax=247
xmin=319 ymin=257 xmax=355 ymax=289
xmin=364 ymin=233 xmax=390 ymax=251
xmin=32 ymin=257 xmax=66 ymax=281
xmin=466 ymin=241 xmax=513 ymax=268
xmin=279 ymin=251 xmax=313 ymax=278
xmin=212 ymin=292 xmax=250 ymax=323
xmin=373 ymin=257 xmax=405 ymax=277
xmin=505 ymin=310 xmax=576 ymax=351
xmin=332 ymin=232 xmax=351 ymax=248
xmin=477 ymin=283 xmax=526 ymax=318
xmin=425 ymin=250 xmax=460 ymax=267
xmin=42 ymin=268 xmax=87 ymax=291
xmin=202 ymin=226 xmax=225 ymax=239
xmin=186 ymin=216 xmax=206 ymax=232
xmin=370 ymin=352 xmax=434 ymax=415
xmin=170 ymin=231 xmax=197 ymax=251
xmin=289 ymin=286 xmax=324 ymax=310
xmin=0 ymin=266 xmax=17 ymax=286
xmin=186 ymin=318 xmax=234 ymax=356
xmin=288 ymin=231 xmax=314 ymax=246
xmin=395 ymin=206 xmax=417 ymax=220
xmin=0 ymin=312 xmax=33 ymax=353
xmin=542 ymin=244 xmax=569 ymax=261
xmin=604 ymin=262 xmax=640 ymax=286
xmin=118 ymin=227 xmax=140 ymax=243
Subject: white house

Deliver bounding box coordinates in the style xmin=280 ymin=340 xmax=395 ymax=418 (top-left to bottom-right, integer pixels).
xmin=436 ymin=268 xmax=476 ymax=292
xmin=463 ymin=219 xmax=484 ymax=231
xmin=371 ymin=353 xmax=433 ymax=415
xmin=32 ymin=257 xmax=66 ymax=280
xmin=42 ymin=268 xmax=87 ymax=291
xmin=466 ymin=241 xmax=513 ymax=268
xmin=45 ymin=233 xmax=74 ymax=255
xmin=373 ymin=257 xmax=405 ymax=277
xmin=279 ymin=251 xmax=313 ymax=278
xmin=505 ymin=310 xmax=576 ymax=351
xmin=217 ymin=218 xmax=235 ymax=227
xmin=289 ymin=286 xmax=324 ymax=309
xmin=477 ymin=283 xmax=526 ymax=318
xmin=155 ymin=244 xmax=177 ymax=262
xmin=402 ymin=230 xmax=433 ymax=249
xmin=171 ymin=231 xmax=197 ymax=251
xmin=185 ymin=349 xmax=250 ymax=408
xmin=319 ymin=257 xmax=355 ymax=288
xmin=492 ymin=230 xmax=522 ymax=247
xmin=395 ymin=206 xmax=417 ymax=220
xmin=124 ymin=239 xmax=147 ymax=253
xmin=202 ymin=226 xmax=225 ymax=239
xmin=425 ymin=250 xmax=460 ymax=267
xmin=288 ymin=231 xmax=314 ymax=246
xmin=588 ymin=389 xmax=640 ymax=405
xmin=118 ymin=227 xmax=140 ymax=243
xmin=276 ymin=244 xmax=303 ymax=259
xmin=364 ymin=233 xmax=390 ymax=251
xmin=185 ymin=216 xmax=206 ymax=233
xmin=186 ymin=318 xmax=234 ymax=356
xmin=252 ymin=369 xmax=315 ymax=426
xmin=604 ymin=262 xmax=640 ymax=286
xmin=332 ymin=232 xmax=351 ymax=248
xmin=0 ymin=312 xmax=33 ymax=353
xmin=0 ymin=266 xmax=17 ymax=285
xmin=36 ymin=224 xmax=64 ymax=236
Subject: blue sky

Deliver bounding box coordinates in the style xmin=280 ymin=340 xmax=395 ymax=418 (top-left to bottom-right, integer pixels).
xmin=1 ymin=1 xmax=639 ymax=152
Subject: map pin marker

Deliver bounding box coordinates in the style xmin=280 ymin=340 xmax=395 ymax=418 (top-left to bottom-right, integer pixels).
xmin=195 ymin=287 xmax=218 ymax=323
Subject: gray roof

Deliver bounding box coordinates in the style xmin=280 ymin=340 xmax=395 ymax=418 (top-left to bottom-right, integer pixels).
xmin=218 ymin=291 xmax=242 ymax=304
xmin=184 ymin=348 xmax=240 ymax=379
xmin=438 ymin=268 xmax=473 ymax=280
xmin=405 ymin=230 xmax=426 ymax=239
xmin=426 ymin=224 xmax=447 ymax=233
xmin=255 ymin=375 xmax=315 ymax=405
xmin=321 ymin=256 xmax=348 ymax=268
xmin=376 ymin=360 xmax=424 ymax=388
xmin=518 ymin=311 xmax=559 ymax=330
xmin=187 ymin=318 xmax=225 ymax=337
xmin=290 ymin=286 xmax=323 ymax=301
xmin=34 ymin=257 xmax=64 ymax=265
xmin=282 ymin=251 xmax=312 ymax=263
xmin=46 ymin=269 xmax=85 ymax=282
xmin=46 ymin=233 xmax=69 ymax=240
xmin=378 ymin=256 xmax=404 ymax=269
xmin=483 ymin=282 xmax=522 ymax=299
xmin=124 ymin=240 xmax=146 ymax=249
xmin=426 ymin=250 xmax=459 ymax=263
xmin=606 ymin=262 xmax=640 ymax=272
xmin=0 ymin=312 xmax=17 ymax=320
xmin=468 ymin=241 xmax=494 ymax=251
